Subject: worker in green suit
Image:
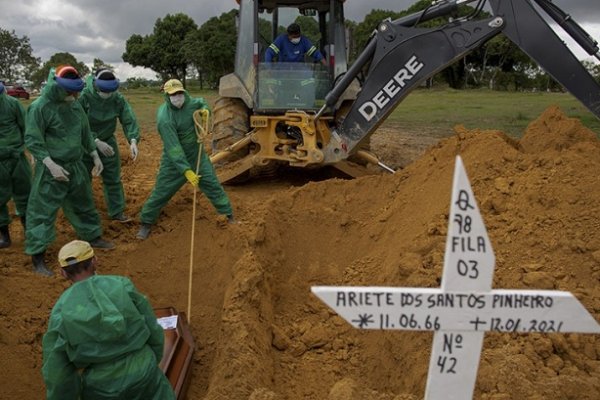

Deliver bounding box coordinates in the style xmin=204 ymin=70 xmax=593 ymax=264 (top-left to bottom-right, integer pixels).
xmin=25 ymin=65 xmax=114 ymax=276
xmin=78 ymin=68 xmax=140 ymax=222
xmin=136 ymin=79 xmax=234 ymax=240
xmin=0 ymin=81 xmax=31 ymax=249
xmin=42 ymin=240 xmax=175 ymax=400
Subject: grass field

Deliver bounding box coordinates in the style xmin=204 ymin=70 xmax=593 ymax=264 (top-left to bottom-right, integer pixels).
xmin=22 ymin=87 xmax=600 ymax=138
xmin=385 ymin=88 xmax=600 ymax=138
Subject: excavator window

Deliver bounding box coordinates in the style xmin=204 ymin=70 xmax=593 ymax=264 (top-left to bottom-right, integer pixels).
xmin=257 ymin=62 xmax=330 ymax=110
xmin=256 ymin=4 xmax=332 ymax=111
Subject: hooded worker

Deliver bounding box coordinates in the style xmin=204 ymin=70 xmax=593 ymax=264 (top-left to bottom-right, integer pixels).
xmin=0 ymin=81 xmax=32 ymax=249
xmin=136 ymin=79 xmax=233 ymax=240
xmin=42 ymin=240 xmax=175 ymax=400
xmin=78 ymin=68 xmax=141 ymax=222
xmin=24 ymin=65 xmax=114 ymax=276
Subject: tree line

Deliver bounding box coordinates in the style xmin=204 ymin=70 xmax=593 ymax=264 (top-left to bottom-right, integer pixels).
xmin=1 ymin=0 xmax=599 ymax=90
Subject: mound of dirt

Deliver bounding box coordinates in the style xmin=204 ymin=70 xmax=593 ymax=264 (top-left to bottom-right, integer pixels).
xmin=1 ymin=106 xmax=598 ymax=399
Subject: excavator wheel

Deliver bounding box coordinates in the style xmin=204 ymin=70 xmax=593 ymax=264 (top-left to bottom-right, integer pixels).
xmin=212 ymin=97 xmax=250 ymax=155
xmin=211 ymin=97 xmax=252 ymax=183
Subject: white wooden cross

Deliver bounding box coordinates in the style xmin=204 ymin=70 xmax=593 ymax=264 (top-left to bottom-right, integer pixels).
xmin=312 ymin=156 xmax=599 ymax=399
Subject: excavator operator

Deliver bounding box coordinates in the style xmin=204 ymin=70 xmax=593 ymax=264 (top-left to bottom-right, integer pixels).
xmin=265 ymin=23 xmax=327 ymax=66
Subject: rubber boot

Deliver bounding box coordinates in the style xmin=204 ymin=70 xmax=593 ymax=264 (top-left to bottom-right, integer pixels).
xmin=32 ymin=252 xmax=54 ymax=277
xmin=112 ymin=212 xmax=132 ymax=223
xmin=0 ymin=226 xmax=10 ymax=249
xmin=136 ymin=223 xmax=152 ymax=240
xmin=89 ymin=237 xmax=115 ymax=250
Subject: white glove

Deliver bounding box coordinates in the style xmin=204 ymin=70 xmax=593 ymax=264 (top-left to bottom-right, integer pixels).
xmin=43 ymin=157 xmax=70 ymax=182
xmin=90 ymin=151 xmax=104 ymax=176
xmin=95 ymin=138 xmax=115 ymax=157
xmin=130 ymin=139 xmax=139 ymax=161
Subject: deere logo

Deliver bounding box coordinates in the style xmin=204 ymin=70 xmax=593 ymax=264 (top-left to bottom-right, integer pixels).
xmin=359 ymin=55 xmax=424 ymax=122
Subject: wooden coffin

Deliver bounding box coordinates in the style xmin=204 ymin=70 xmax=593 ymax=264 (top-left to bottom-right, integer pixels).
xmin=155 ymin=307 xmax=195 ymax=400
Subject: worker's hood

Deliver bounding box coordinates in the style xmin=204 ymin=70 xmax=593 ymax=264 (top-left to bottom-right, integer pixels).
xmin=60 ymin=276 xmax=128 ymax=343
xmin=56 ymin=275 xmax=150 ymax=365
xmin=82 ymin=74 xmax=118 ymax=99
xmin=41 ymin=68 xmax=79 ymax=103
xmin=82 ymin=74 xmax=97 ymax=96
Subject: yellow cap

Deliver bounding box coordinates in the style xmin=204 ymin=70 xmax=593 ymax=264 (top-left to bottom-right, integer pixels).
xmin=163 ymin=79 xmax=185 ymax=95
xmin=58 ymin=240 xmax=95 ymax=267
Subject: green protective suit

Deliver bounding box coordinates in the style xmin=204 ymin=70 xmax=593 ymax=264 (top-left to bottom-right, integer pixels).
xmin=0 ymin=90 xmax=31 ymax=226
xmin=140 ymin=91 xmax=232 ymax=224
xmin=24 ymin=69 xmax=102 ymax=255
xmin=78 ymin=76 xmax=140 ymax=218
xmin=42 ymin=275 xmax=175 ymax=400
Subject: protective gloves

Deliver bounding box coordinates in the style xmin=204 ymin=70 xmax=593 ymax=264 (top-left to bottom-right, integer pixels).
xmin=200 ymin=108 xmax=210 ymax=121
xmin=43 ymin=157 xmax=70 ymax=182
xmin=130 ymin=139 xmax=139 ymax=161
xmin=184 ymin=170 xmax=200 ymax=187
xmin=95 ymin=138 xmax=115 ymax=157
xmin=91 ymin=151 xmax=104 ymax=176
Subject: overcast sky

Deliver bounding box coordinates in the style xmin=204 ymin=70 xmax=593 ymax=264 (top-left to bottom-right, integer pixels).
xmin=1 ymin=0 xmax=598 ymax=80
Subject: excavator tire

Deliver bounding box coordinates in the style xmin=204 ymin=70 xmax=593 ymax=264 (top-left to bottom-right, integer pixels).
xmin=211 ymin=97 xmax=252 ymax=183
xmin=211 ymin=96 xmax=250 ymax=154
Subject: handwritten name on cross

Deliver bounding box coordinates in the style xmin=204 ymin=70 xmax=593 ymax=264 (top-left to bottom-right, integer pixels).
xmin=312 ymin=156 xmax=599 ymax=400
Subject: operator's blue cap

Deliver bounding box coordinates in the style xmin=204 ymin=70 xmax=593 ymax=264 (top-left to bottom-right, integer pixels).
xmin=0 ymin=82 xmax=4 ymax=94
xmin=54 ymin=65 xmax=84 ymax=92
xmin=94 ymin=69 xmax=119 ymax=92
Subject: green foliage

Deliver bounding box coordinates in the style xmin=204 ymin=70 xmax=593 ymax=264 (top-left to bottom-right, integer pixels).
xmin=351 ymin=9 xmax=402 ymax=61
xmin=183 ymin=10 xmax=237 ymax=89
xmin=258 ymin=18 xmax=274 ymax=44
xmin=347 ymin=0 xmax=568 ymax=91
xmin=125 ymin=77 xmax=160 ymax=89
xmin=123 ymin=13 xmax=198 ymax=82
xmin=294 ymin=16 xmax=320 ymax=44
xmin=30 ymin=52 xmax=89 ymax=87
xmin=0 ymin=28 xmax=40 ymax=83
xmin=583 ymin=60 xmax=600 ymax=83
xmin=92 ymin=58 xmax=114 ymax=73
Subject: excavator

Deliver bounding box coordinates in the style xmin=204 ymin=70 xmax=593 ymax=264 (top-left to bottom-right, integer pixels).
xmin=210 ymin=0 xmax=600 ymax=183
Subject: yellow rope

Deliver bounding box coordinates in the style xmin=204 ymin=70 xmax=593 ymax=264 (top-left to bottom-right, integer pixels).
xmin=187 ymin=110 xmax=210 ymax=324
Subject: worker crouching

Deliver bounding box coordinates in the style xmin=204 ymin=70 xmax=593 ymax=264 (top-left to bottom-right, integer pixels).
xmin=42 ymin=240 xmax=175 ymax=400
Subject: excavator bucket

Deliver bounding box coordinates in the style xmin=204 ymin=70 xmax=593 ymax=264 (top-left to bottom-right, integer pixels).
xmin=155 ymin=307 xmax=195 ymax=400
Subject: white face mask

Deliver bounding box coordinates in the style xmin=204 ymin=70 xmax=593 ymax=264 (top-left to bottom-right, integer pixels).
xmin=98 ymin=91 xmax=112 ymax=99
xmin=290 ymin=37 xmax=301 ymax=45
xmin=170 ymin=93 xmax=185 ymax=108
xmin=64 ymin=95 xmax=76 ymax=103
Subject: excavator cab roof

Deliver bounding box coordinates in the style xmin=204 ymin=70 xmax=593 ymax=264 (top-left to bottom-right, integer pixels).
xmin=236 ymin=0 xmax=344 ymax=13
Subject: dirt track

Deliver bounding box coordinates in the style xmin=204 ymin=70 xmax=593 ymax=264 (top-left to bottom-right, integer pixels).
xmin=1 ymin=106 xmax=599 ymax=399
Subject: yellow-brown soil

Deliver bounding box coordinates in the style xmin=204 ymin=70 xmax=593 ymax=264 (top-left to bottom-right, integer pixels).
xmin=1 ymin=106 xmax=598 ymax=399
